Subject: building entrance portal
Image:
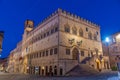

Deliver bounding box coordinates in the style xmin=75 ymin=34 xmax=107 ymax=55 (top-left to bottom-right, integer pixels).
xmin=72 ymin=48 xmax=79 ymax=60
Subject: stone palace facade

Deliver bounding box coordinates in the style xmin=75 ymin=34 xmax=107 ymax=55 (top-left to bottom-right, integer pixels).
xmin=7 ymin=9 xmax=110 ymax=76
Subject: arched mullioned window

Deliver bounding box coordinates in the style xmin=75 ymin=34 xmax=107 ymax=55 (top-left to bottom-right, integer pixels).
xmin=88 ymin=32 xmax=92 ymax=39
xmin=94 ymin=33 xmax=97 ymax=41
xmin=64 ymin=24 xmax=70 ymax=33
xmin=79 ymin=28 xmax=83 ymax=37
xmin=72 ymin=27 xmax=77 ymax=35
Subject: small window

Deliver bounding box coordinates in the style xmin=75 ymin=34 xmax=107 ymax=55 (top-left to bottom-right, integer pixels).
xmin=44 ymin=33 xmax=46 ymax=38
xmin=96 ymin=31 xmax=98 ymax=35
xmin=47 ymin=31 xmax=49 ymax=36
xmin=41 ymin=35 xmax=43 ymax=39
xmin=66 ymin=49 xmax=70 ymax=55
xmin=64 ymin=24 xmax=70 ymax=33
xmin=50 ymin=49 xmax=53 ymax=55
xmin=86 ymin=28 xmax=88 ymax=31
xmin=37 ymin=53 xmax=39 ymax=58
xmin=51 ymin=29 xmax=54 ymax=34
xmin=42 ymin=51 xmax=45 ymax=57
xmin=46 ymin=50 xmax=48 ymax=56
xmin=39 ymin=52 xmax=41 ymax=57
xmin=55 ymin=27 xmax=58 ymax=32
xmin=54 ymin=48 xmax=58 ymax=54
xmin=81 ymin=51 xmax=84 ymax=56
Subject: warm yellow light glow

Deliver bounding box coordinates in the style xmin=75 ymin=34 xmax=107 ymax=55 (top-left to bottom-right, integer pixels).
xmin=26 ymin=27 xmax=33 ymax=31
xmin=116 ymin=34 xmax=120 ymax=39
xmin=42 ymin=66 xmax=45 ymax=70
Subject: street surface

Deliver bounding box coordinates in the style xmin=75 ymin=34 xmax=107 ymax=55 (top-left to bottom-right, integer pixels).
xmin=0 ymin=71 xmax=119 ymax=80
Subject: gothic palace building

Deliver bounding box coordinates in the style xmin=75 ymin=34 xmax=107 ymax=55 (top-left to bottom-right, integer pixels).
xmin=8 ymin=9 xmax=110 ymax=76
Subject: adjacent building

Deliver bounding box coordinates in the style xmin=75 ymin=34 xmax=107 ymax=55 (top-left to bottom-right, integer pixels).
xmin=8 ymin=9 xmax=110 ymax=76
xmin=0 ymin=58 xmax=8 ymax=72
xmin=7 ymin=41 xmax=22 ymax=73
xmin=103 ymin=32 xmax=120 ymax=68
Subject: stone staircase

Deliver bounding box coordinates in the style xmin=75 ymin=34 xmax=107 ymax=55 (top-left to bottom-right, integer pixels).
xmin=65 ymin=64 xmax=99 ymax=76
xmin=81 ymin=57 xmax=91 ymax=64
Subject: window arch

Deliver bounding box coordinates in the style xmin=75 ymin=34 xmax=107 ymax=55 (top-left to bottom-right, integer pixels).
xmin=79 ymin=28 xmax=83 ymax=37
xmin=64 ymin=24 xmax=70 ymax=33
xmin=94 ymin=33 xmax=97 ymax=41
xmin=88 ymin=32 xmax=92 ymax=39
xmin=72 ymin=27 xmax=77 ymax=35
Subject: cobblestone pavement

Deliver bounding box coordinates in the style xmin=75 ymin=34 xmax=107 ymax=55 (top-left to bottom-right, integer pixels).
xmin=0 ymin=71 xmax=119 ymax=80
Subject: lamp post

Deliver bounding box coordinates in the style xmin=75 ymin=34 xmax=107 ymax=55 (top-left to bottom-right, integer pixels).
xmin=105 ymin=37 xmax=110 ymax=55
xmin=105 ymin=37 xmax=110 ymax=69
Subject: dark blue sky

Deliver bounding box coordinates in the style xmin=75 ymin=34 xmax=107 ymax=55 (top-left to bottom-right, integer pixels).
xmin=0 ymin=0 xmax=120 ymax=58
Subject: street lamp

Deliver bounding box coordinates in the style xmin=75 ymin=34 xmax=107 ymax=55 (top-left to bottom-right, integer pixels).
xmin=105 ymin=37 xmax=110 ymax=43
xmin=105 ymin=37 xmax=111 ymax=69
xmin=105 ymin=37 xmax=110 ymax=55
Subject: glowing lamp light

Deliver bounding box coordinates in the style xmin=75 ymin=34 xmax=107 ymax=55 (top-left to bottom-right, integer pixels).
xmin=116 ymin=34 xmax=120 ymax=39
xmin=105 ymin=37 xmax=110 ymax=42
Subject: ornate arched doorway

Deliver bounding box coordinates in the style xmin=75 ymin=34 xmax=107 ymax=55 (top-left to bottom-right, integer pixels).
xmin=72 ymin=48 xmax=79 ymax=60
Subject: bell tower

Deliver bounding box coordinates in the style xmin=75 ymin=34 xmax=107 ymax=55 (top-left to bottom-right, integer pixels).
xmin=24 ymin=19 xmax=34 ymax=32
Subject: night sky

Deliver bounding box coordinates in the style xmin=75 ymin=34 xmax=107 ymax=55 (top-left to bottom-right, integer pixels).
xmin=0 ymin=0 xmax=120 ymax=58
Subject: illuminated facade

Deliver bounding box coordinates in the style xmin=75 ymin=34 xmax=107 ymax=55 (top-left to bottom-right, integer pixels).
xmin=103 ymin=33 xmax=120 ymax=68
xmin=8 ymin=9 xmax=109 ymax=76
xmin=7 ymin=41 xmax=22 ymax=73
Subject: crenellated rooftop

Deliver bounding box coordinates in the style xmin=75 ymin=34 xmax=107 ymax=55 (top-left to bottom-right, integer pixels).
xmin=36 ymin=8 xmax=100 ymax=28
xmin=27 ymin=8 xmax=100 ymax=37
